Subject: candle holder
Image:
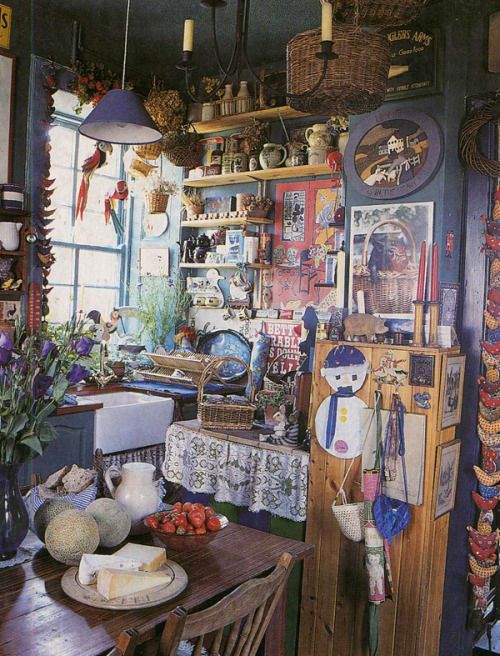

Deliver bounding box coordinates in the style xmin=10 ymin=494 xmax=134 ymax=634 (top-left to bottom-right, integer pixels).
xmin=412 ymin=300 xmax=425 ymax=347
xmin=427 ymin=301 xmax=440 ymax=348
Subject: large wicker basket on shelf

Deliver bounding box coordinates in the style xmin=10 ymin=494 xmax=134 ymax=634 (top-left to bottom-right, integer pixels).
xmin=332 ymin=0 xmax=429 ymax=27
xmin=287 ymin=24 xmax=390 ymax=115
xmin=352 ymin=219 xmax=418 ymax=315
xmin=198 ymin=357 xmax=256 ymax=431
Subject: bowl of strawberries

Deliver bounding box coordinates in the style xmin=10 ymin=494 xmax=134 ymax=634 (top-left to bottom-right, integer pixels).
xmin=144 ymin=501 xmax=228 ymax=551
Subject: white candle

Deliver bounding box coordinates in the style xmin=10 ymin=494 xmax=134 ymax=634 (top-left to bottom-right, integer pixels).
xmin=321 ymin=0 xmax=333 ymax=42
xmin=183 ymin=18 xmax=194 ymax=52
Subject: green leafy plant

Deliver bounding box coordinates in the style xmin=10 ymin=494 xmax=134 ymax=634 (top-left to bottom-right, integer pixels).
xmin=136 ymin=276 xmax=191 ymax=348
xmin=0 ymin=318 xmax=93 ymax=464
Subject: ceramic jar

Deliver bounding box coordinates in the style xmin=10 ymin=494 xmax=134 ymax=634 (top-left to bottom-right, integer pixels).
xmin=220 ymin=84 xmax=235 ymax=116
xmin=259 ymin=143 xmax=287 ymax=169
xmin=287 ymin=143 xmax=308 ymax=167
xmin=201 ymin=102 xmax=216 ymax=121
xmin=248 ymin=153 xmax=259 ymax=171
xmin=104 ymin=462 xmax=162 ymax=530
xmin=0 ymin=223 xmax=22 ymax=251
xmin=307 ymin=147 xmax=327 ymax=165
xmin=305 ymin=123 xmax=331 ymax=149
xmin=236 ymin=81 xmax=253 ymax=113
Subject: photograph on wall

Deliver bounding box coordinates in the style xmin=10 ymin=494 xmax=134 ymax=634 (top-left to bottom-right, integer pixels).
xmin=438 ymin=354 xmax=466 ymax=429
xmin=272 ymin=178 xmax=344 ymax=311
xmin=434 ymin=439 xmax=461 ymax=519
xmin=0 ymin=53 xmax=15 ymax=183
xmin=349 ymin=202 xmax=433 ymax=325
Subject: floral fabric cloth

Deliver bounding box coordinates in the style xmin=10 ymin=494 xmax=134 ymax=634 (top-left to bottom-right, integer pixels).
xmin=162 ymin=423 xmax=309 ymax=522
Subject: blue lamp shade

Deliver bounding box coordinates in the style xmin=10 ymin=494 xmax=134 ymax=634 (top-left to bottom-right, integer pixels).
xmin=78 ymin=89 xmax=162 ymax=145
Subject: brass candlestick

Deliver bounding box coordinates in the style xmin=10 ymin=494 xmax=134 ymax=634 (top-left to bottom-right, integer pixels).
xmin=412 ymin=300 xmax=425 ymax=347
xmin=427 ymin=301 xmax=440 ymax=347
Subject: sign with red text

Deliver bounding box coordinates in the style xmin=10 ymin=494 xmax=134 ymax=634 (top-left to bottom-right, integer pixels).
xmin=262 ymin=319 xmax=302 ymax=374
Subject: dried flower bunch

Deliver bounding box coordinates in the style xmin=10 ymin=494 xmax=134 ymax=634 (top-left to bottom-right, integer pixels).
xmin=326 ymin=115 xmax=349 ymax=135
xmin=70 ymin=60 xmax=131 ymax=114
xmin=144 ymin=172 xmax=179 ymax=195
xmin=239 ymin=195 xmax=274 ymax=214
xmin=145 ymin=87 xmax=187 ymax=134
xmin=239 ymin=120 xmax=269 ymax=155
xmin=181 ymin=189 xmax=203 ymax=208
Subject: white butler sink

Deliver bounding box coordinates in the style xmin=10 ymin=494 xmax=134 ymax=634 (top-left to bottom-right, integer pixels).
xmin=82 ymin=392 xmax=174 ymax=455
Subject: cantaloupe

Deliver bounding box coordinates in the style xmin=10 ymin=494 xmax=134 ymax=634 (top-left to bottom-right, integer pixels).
xmin=85 ymin=499 xmax=131 ymax=548
xmin=34 ymin=498 xmax=76 ymax=542
xmin=45 ymin=509 xmax=99 ymax=565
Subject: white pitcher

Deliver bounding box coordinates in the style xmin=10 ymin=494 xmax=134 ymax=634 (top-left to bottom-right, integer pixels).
xmin=0 ymin=222 xmax=22 ymax=251
xmin=104 ymin=462 xmax=161 ymax=531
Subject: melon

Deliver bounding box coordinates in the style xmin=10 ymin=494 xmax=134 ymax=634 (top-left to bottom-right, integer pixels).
xmin=45 ymin=509 xmax=99 ymax=565
xmin=34 ymin=498 xmax=76 ymax=542
xmin=85 ymin=499 xmax=131 ymax=548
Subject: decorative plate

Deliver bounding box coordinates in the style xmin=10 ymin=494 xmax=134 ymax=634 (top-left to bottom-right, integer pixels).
xmin=61 ymin=559 xmax=188 ymax=610
xmin=198 ymin=329 xmax=251 ymax=382
xmin=143 ymin=211 xmax=169 ymax=238
xmin=344 ymin=109 xmax=443 ymax=199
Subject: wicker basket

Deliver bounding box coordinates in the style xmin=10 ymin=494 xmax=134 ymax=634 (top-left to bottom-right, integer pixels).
xmin=163 ymin=130 xmax=203 ymax=169
xmin=133 ymin=142 xmax=163 ymax=161
xmin=198 ymin=357 xmax=256 ymax=431
xmin=352 ymin=219 xmax=418 ymax=315
xmin=332 ymin=0 xmax=429 ymax=27
xmin=127 ymin=156 xmax=157 ymax=179
xmin=331 ymin=493 xmax=364 ymax=542
xmin=287 ymin=24 xmax=390 ymax=115
xmin=145 ymin=191 xmax=169 ymax=214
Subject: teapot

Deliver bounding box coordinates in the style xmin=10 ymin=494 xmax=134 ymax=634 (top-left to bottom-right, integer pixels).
xmin=104 ymin=462 xmax=162 ymax=532
xmin=0 ymin=222 xmax=22 ymax=251
xmin=305 ymin=123 xmax=331 ymax=149
xmin=259 ymin=143 xmax=287 ymax=170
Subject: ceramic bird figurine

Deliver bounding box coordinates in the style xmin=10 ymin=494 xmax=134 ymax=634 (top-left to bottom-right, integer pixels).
xmin=76 ymin=141 xmax=113 ymax=221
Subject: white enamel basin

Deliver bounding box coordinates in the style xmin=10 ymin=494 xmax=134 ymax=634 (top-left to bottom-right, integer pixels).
xmin=82 ymin=392 xmax=174 ymax=455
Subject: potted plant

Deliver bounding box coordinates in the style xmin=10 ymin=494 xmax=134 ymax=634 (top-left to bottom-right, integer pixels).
xmin=0 ymin=319 xmax=92 ymax=560
xmin=181 ymin=189 xmax=204 ymax=219
xmin=255 ymin=388 xmax=293 ymax=426
xmin=136 ymin=276 xmax=191 ymax=350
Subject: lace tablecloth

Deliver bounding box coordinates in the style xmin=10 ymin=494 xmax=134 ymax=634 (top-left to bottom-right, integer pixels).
xmin=162 ymin=422 xmax=309 ymax=522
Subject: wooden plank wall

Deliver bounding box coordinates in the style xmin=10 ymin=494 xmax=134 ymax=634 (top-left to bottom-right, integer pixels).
xmin=298 ymin=340 xmax=460 ymax=656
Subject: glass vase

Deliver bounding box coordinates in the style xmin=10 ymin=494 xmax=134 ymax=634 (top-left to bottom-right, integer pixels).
xmin=0 ymin=463 xmax=29 ymax=561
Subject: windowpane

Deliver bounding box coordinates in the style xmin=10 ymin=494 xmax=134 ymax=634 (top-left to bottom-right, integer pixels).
xmin=50 ymin=125 xmax=76 ymax=167
xmin=48 ymin=286 xmax=74 ymax=323
xmin=83 ymin=287 xmax=120 ymax=319
xmin=50 ymin=245 xmax=75 ymax=284
xmin=78 ymin=250 xmax=121 ymax=287
xmin=51 ymin=206 xmax=73 ymax=242
xmin=73 ymin=210 xmax=120 ymax=247
xmin=51 ymin=165 xmax=75 ymax=207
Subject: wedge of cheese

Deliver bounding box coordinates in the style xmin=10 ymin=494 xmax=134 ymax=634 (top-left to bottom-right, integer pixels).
xmin=96 ymin=567 xmax=171 ymax=600
xmin=78 ymin=554 xmax=143 ymax=585
xmin=113 ymin=543 xmax=166 ymax=572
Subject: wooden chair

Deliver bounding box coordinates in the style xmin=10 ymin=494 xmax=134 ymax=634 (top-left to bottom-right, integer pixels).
xmin=110 ymin=551 xmax=294 ymax=656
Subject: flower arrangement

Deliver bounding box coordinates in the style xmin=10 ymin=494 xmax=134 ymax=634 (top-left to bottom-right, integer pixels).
xmin=0 ymin=320 xmax=92 ymax=465
xmin=326 ymin=115 xmax=349 ymax=135
xmin=136 ymin=277 xmax=191 ymax=348
xmin=181 ymin=189 xmax=204 ymax=217
xmin=144 ymin=172 xmax=179 ymax=196
xmin=70 ymin=60 xmax=132 ymax=114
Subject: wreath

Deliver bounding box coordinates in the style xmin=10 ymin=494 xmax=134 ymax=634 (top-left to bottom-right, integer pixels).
xmin=459 ymin=100 xmax=500 ymax=178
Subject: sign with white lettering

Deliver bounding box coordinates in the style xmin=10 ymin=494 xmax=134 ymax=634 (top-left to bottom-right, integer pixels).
xmin=262 ymin=319 xmax=302 ymax=374
xmin=0 ymin=4 xmax=12 ymax=49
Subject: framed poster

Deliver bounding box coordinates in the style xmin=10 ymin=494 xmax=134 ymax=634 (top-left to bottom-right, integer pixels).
xmin=344 ymin=109 xmax=443 ymax=200
xmin=434 ymin=439 xmax=461 ymax=519
xmin=0 ymin=52 xmax=15 ymax=183
xmin=438 ymin=354 xmax=466 ymax=429
xmin=385 ymin=26 xmax=442 ymax=100
xmin=272 ymin=177 xmax=343 ymax=311
xmin=349 ymin=202 xmax=434 ymax=323
xmin=439 ymin=282 xmax=460 ymax=326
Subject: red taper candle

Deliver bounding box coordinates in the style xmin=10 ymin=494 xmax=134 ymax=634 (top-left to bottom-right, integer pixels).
xmin=430 ymin=242 xmax=439 ymax=301
xmin=416 ymin=240 xmax=426 ymax=301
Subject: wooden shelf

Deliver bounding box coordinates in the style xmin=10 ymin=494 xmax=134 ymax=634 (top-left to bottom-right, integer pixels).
xmin=179 ymin=262 xmax=271 ymax=270
xmin=181 ymin=216 xmax=273 ymax=228
xmin=190 ymin=105 xmax=310 ymax=134
xmin=0 ymin=249 xmax=24 ymax=257
xmin=0 ymin=209 xmax=29 ymax=221
xmin=0 ymin=290 xmax=22 ymax=298
xmin=184 ymin=164 xmax=332 ymax=188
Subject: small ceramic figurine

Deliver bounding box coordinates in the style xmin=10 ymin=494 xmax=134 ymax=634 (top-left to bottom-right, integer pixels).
xmin=272 ymin=404 xmax=288 ymax=440
xmin=228 ymin=265 xmax=252 ymax=307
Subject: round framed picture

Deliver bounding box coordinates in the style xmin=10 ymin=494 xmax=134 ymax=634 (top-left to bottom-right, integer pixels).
xmin=344 ymin=109 xmax=443 ymax=199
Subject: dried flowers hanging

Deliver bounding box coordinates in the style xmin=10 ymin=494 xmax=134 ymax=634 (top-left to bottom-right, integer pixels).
xmin=70 ymin=60 xmax=133 ymax=114
xmin=144 ymin=87 xmax=186 ymax=134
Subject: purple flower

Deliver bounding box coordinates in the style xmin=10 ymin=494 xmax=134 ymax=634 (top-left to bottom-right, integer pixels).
xmin=41 ymin=340 xmax=58 ymax=358
xmin=75 ymin=336 xmax=93 ymax=357
xmin=33 ymin=374 xmax=52 ymax=399
xmin=0 ymin=331 xmax=14 ymax=352
xmin=66 ymin=363 xmax=90 ymax=384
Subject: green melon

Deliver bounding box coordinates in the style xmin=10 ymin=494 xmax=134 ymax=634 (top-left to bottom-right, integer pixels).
xmin=85 ymin=499 xmax=131 ymax=548
xmin=34 ymin=498 xmax=76 ymax=542
xmin=45 ymin=509 xmax=99 ymax=565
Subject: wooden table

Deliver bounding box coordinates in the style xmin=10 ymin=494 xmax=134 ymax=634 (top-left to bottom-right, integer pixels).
xmin=0 ymin=523 xmax=313 ymax=656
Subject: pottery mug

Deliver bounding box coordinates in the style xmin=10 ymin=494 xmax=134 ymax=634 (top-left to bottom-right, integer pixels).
xmin=259 ymin=143 xmax=287 ymax=170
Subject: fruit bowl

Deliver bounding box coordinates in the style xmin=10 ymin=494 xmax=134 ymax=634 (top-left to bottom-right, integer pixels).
xmin=144 ymin=505 xmax=228 ymax=552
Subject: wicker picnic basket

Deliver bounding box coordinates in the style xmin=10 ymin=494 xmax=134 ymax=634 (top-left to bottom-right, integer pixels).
xmin=198 ymin=357 xmax=256 ymax=431
xmin=287 ymin=24 xmax=390 ymax=115
xmin=352 ymin=219 xmax=418 ymax=315
xmin=163 ymin=130 xmax=203 ymax=169
xmin=133 ymin=142 xmax=163 ymax=161
xmin=332 ymin=0 xmax=429 ymax=27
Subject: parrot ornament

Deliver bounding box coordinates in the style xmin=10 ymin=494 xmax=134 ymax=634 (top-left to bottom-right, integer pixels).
xmin=104 ymin=180 xmax=128 ymax=236
xmin=76 ymin=141 xmax=113 ymax=221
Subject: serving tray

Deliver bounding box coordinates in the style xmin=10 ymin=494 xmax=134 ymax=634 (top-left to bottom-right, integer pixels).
xmin=61 ymin=560 xmax=188 ymax=610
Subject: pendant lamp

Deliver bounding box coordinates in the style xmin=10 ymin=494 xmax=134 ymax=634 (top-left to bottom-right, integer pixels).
xmin=78 ymin=0 xmax=162 ymax=145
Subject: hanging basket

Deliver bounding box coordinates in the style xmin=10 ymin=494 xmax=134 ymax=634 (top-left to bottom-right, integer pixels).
xmin=127 ymin=156 xmax=157 ymax=179
xmin=331 ymin=493 xmax=364 ymax=542
xmin=352 ymin=219 xmax=418 ymax=315
xmin=332 ymin=0 xmax=429 ymax=28
xmin=145 ymin=191 xmax=169 ymax=214
xmin=133 ymin=142 xmax=163 ymax=161
xmin=162 ymin=131 xmax=203 ymax=169
xmin=459 ymin=100 xmax=500 ymax=178
xmin=287 ymin=24 xmax=390 ymax=115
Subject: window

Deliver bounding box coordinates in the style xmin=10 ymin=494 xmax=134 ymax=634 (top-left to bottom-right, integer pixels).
xmin=48 ymin=91 xmax=128 ymax=323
